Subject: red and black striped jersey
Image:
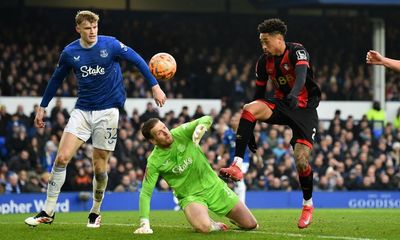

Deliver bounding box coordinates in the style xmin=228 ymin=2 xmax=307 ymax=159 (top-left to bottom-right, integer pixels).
xmin=255 ymin=42 xmax=321 ymax=108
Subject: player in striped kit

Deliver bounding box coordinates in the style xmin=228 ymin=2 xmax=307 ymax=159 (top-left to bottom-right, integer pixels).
xmin=220 ymin=18 xmax=321 ymax=229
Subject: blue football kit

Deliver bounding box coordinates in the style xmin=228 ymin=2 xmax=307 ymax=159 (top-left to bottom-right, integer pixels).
xmin=40 ymin=35 xmax=158 ymax=110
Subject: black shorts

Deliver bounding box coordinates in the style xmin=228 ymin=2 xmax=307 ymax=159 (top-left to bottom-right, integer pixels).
xmin=257 ymin=99 xmax=318 ymax=148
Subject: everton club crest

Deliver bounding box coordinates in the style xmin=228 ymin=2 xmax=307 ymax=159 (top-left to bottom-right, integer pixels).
xmin=100 ymin=49 xmax=108 ymax=58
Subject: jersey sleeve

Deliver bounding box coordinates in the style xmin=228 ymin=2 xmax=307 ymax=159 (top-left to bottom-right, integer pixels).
xmin=289 ymin=44 xmax=310 ymax=67
xmin=139 ymin=160 xmax=159 ymax=220
xmin=112 ymin=38 xmax=158 ymax=87
xmin=254 ymin=54 xmax=268 ymax=100
xmin=40 ymin=51 xmax=71 ymax=107
xmin=173 ymin=116 xmax=213 ymax=140
xmin=289 ymin=44 xmax=309 ymax=96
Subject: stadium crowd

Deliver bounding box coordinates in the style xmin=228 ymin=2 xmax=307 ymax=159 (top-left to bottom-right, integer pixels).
xmin=1 ymin=9 xmax=400 ymax=104
xmin=0 ymin=100 xmax=399 ymax=194
xmin=0 ymin=9 xmax=399 ymax=194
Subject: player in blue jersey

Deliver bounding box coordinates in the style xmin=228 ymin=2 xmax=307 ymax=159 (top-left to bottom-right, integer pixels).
xmin=219 ymin=112 xmax=251 ymax=203
xmin=25 ymin=10 xmax=166 ymax=228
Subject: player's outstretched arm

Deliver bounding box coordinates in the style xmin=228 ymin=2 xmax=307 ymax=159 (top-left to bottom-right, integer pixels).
xmin=36 ymin=51 xmax=71 ymax=129
xmin=39 ymin=51 xmax=71 ymax=112
xmin=136 ymin=163 xmax=159 ymax=234
xmin=175 ymin=116 xmax=213 ymax=143
xmin=366 ymin=50 xmax=400 ymax=72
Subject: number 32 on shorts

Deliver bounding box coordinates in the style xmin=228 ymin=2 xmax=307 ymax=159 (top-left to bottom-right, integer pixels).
xmin=105 ymin=128 xmax=118 ymax=144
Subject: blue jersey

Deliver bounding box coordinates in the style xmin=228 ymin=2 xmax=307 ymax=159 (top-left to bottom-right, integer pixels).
xmin=40 ymin=35 xmax=158 ymax=110
xmin=223 ymin=128 xmax=250 ymax=164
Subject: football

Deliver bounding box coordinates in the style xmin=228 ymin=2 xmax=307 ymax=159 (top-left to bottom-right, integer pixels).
xmin=149 ymin=52 xmax=177 ymax=81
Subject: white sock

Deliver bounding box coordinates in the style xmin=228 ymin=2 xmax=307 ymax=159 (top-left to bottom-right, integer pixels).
xmin=233 ymin=156 xmax=243 ymax=171
xmin=90 ymin=172 xmax=108 ymax=214
xmin=303 ymin=198 xmax=313 ymax=207
xmin=210 ymin=219 xmax=222 ymax=232
xmin=234 ymin=179 xmax=246 ymax=203
xmin=44 ymin=165 xmax=66 ymax=215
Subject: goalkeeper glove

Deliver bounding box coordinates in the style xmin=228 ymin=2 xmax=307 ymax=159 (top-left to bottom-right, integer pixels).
xmin=192 ymin=124 xmax=207 ymax=145
xmin=134 ymin=218 xmax=153 ymax=234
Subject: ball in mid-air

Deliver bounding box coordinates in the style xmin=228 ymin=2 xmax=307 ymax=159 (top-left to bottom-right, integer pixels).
xmin=149 ymin=53 xmax=176 ymax=81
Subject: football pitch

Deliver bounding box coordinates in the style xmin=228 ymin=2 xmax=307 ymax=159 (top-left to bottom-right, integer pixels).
xmin=0 ymin=209 xmax=399 ymax=240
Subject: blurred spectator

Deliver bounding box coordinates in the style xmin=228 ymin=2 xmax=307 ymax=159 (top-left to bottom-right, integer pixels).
xmin=107 ymin=156 xmax=120 ymax=191
xmin=40 ymin=141 xmax=57 ymax=172
xmin=8 ymin=150 xmax=31 ymax=172
xmin=18 ymin=170 xmax=29 ymax=192
xmin=5 ymin=172 xmax=21 ymax=194
xmin=0 ymin=102 xmax=399 ymax=193
xmin=50 ymin=98 xmax=70 ymax=124
xmin=73 ymin=167 xmax=92 ymax=191
xmin=5 ymin=120 xmax=29 ymax=156
xmin=192 ymin=105 xmax=205 ymax=119
xmin=140 ymin=102 xmax=159 ymax=122
xmin=394 ymin=107 xmax=400 ymax=129
xmin=25 ymin=175 xmax=45 ymax=193
xmin=0 ymin=105 xmax=12 ymax=136
xmin=114 ymin=174 xmax=137 ymax=192
xmin=366 ymin=101 xmax=386 ymax=138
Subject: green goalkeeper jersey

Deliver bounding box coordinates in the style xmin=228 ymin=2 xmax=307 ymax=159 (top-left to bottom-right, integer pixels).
xmin=139 ymin=116 xmax=221 ymax=219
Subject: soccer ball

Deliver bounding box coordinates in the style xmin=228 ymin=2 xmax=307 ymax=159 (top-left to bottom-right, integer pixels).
xmin=149 ymin=52 xmax=177 ymax=81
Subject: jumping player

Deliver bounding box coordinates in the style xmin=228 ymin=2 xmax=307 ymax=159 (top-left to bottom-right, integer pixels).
xmin=220 ymin=18 xmax=321 ymax=229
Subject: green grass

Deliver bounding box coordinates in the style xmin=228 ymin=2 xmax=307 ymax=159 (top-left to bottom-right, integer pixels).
xmin=0 ymin=209 xmax=399 ymax=240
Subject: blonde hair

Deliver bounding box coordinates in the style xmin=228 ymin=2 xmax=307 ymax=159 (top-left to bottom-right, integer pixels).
xmin=75 ymin=10 xmax=99 ymax=25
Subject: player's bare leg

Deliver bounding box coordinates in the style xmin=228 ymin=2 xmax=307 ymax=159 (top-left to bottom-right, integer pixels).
xmin=226 ymin=201 xmax=258 ymax=230
xmin=294 ymin=143 xmax=314 ymax=229
xmin=220 ymin=101 xmax=272 ymax=181
xmin=87 ymin=148 xmax=111 ymax=228
xmin=184 ymin=203 xmax=228 ymax=233
xmin=25 ymin=132 xmax=83 ymax=227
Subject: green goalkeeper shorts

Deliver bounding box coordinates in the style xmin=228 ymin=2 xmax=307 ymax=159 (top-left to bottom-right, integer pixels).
xmin=178 ymin=180 xmax=239 ymax=216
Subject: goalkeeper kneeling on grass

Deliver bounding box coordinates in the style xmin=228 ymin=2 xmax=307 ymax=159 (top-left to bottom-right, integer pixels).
xmin=134 ymin=116 xmax=258 ymax=234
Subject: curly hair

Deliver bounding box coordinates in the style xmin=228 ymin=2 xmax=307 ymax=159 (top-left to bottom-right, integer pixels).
xmin=257 ymin=18 xmax=287 ymax=36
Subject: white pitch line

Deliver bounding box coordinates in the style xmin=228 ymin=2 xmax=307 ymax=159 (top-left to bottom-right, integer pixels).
xmin=0 ymin=221 xmax=380 ymax=240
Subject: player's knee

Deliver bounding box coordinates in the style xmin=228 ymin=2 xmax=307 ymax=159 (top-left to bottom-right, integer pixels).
xmin=242 ymin=103 xmax=258 ymax=114
xmin=55 ymin=152 xmax=71 ymax=166
xmin=93 ymin=164 xmax=106 ymax=174
xmin=242 ymin=103 xmax=251 ymax=111
xmin=240 ymin=217 xmax=258 ymax=230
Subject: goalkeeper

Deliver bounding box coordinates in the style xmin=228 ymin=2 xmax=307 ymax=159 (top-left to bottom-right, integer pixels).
xmin=134 ymin=116 xmax=258 ymax=234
